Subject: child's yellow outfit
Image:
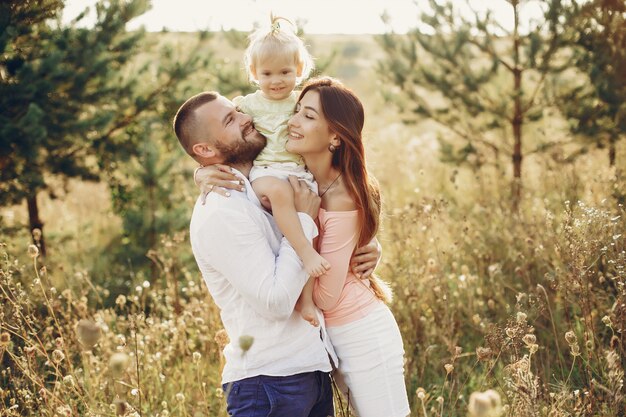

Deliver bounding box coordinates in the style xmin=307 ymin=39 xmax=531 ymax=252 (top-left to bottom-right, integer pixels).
xmin=233 ymin=91 xmax=317 ymax=191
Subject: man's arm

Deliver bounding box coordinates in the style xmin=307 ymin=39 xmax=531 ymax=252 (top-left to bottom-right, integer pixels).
xmin=196 ymin=208 xmax=317 ymax=320
xmin=350 ymin=237 xmax=382 ymax=278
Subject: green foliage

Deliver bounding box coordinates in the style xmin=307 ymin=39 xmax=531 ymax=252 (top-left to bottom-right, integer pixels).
xmin=558 ymin=0 xmax=626 ymax=165
xmin=0 ymin=0 xmax=150 ymax=205
xmin=376 ymin=0 xmax=571 ymax=190
xmin=0 ymin=0 xmax=220 ymax=263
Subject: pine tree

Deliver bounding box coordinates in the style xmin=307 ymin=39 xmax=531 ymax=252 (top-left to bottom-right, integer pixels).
xmin=104 ymin=31 xmax=214 ymax=282
xmin=560 ymin=0 xmax=626 ymax=166
xmin=377 ymin=0 xmax=570 ymax=207
xmin=0 ymin=0 xmax=206 ymax=256
xmin=0 ymin=0 xmax=64 ymax=254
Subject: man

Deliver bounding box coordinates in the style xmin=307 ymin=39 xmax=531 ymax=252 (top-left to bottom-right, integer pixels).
xmin=173 ymin=91 xmax=380 ymax=416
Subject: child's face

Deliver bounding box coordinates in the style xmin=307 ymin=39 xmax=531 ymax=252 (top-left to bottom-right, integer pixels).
xmin=252 ymin=55 xmax=301 ymax=101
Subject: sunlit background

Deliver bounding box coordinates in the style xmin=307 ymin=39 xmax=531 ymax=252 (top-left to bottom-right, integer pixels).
xmin=2 ymin=1 xmax=625 ymax=416
xmin=63 ymin=0 xmax=545 ymax=33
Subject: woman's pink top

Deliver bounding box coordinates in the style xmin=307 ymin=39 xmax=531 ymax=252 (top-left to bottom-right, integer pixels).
xmin=313 ymin=209 xmax=380 ymax=327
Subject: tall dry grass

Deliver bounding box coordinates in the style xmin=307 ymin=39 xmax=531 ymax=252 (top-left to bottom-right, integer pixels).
xmin=2 ymin=153 xmax=624 ymax=416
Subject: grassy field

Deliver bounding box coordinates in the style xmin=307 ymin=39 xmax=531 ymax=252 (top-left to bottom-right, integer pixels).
xmin=1 ymin=32 xmax=625 ymax=417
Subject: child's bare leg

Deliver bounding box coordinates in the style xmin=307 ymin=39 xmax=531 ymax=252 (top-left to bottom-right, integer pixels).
xmin=252 ymin=177 xmax=330 ymax=277
xmin=296 ymin=276 xmax=319 ymax=326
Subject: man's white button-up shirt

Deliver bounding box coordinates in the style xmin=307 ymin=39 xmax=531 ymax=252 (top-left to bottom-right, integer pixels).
xmin=189 ymin=169 xmax=331 ymax=384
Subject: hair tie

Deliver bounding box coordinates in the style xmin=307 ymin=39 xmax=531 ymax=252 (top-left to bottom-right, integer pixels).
xmin=269 ymin=13 xmax=294 ymax=35
xmin=271 ymin=20 xmax=280 ymax=34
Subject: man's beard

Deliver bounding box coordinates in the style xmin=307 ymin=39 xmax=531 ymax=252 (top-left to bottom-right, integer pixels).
xmin=215 ymin=134 xmax=266 ymax=165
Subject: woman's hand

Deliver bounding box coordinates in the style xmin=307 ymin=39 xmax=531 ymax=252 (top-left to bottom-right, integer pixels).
xmin=350 ymin=237 xmax=382 ymax=279
xmin=194 ymin=164 xmax=245 ymax=204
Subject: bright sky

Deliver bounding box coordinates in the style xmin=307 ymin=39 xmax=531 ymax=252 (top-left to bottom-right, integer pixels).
xmin=62 ymin=0 xmax=546 ymax=34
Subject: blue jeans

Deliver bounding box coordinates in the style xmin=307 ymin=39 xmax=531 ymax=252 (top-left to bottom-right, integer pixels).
xmin=222 ymin=371 xmax=334 ymax=417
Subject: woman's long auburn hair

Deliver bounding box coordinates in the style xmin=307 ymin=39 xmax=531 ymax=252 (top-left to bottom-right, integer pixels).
xmin=298 ymin=77 xmax=392 ymax=303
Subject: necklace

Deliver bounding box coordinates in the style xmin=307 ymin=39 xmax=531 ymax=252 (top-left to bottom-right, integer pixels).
xmin=319 ymin=173 xmax=342 ymax=197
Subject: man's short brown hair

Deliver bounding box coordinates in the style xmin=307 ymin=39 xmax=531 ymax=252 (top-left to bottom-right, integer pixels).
xmin=173 ymin=91 xmax=218 ymax=156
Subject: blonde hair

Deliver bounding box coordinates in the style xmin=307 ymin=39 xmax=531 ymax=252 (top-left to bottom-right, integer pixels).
xmin=244 ymin=14 xmax=314 ymax=84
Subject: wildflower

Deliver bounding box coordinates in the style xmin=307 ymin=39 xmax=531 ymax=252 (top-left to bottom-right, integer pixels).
xmin=505 ymin=327 xmax=516 ymax=339
xmin=444 ymin=364 xmax=454 ymax=375
xmin=239 ymin=335 xmax=254 ymax=353
xmin=0 ymin=332 xmax=10 ymax=347
xmin=522 ymin=334 xmax=536 ymax=346
xmin=487 ymin=264 xmax=499 ymax=277
xmin=416 ymin=387 xmax=426 ymax=400
xmin=76 ymin=302 xmax=88 ymax=315
xmin=436 ymin=396 xmax=444 ymax=405
xmin=115 ymin=295 xmax=127 ymax=308
xmin=427 ymin=258 xmax=438 ymax=273
xmin=193 ymin=351 xmax=202 ymax=362
xmin=601 ymin=315 xmax=612 ymax=327
xmin=76 ymin=319 xmax=101 ymax=349
xmin=32 ymin=228 xmax=42 ymax=241
xmin=564 ymin=331 xmax=577 ymax=346
xmin=516 ymin=312 xmax=527 ymax=323
xmin=472 ymin=314 xmax=481 ymax=325
xmin=468 ymin=389 xmax=502 ymax=417
xmin=55 ymin=405 xmax=72 ymax=417
xmin=476 ymin=347 xmax=492 ymax=361
xmin=24 ymin=346 xmax=37 ymax=357
xmin=214 ymin=329 xmax=229 ymax=349
xmin=109 ymin=352 xmax=129 ymax=375
xmin=63 ymin=375 xmax=75 ymax=387
xmin=52 ymin=349 xmax=65 ymax=363
xmin=215 ymin=387 xmax=224 ymax=399
xmin=175 ymin=392 xmax=185 ymax=402
xmin=28 ymin=244 xmax=39 ymax=258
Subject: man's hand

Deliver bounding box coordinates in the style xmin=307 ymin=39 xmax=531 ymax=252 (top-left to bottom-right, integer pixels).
xmin=350 ymin=237 xmax=382 ymax=279
xmin=289 ymin=175 xmax=320 ymax=220
xmin=194 ymin=164 xmax=245 ymax=204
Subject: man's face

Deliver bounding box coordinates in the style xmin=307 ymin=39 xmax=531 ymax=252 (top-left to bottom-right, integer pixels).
xmin=196 ymin=96 xmax=266 ymax=164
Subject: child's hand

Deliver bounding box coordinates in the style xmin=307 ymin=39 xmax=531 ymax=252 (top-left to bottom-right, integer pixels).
xmin=194 ymin=164 xmax=245 ymax=204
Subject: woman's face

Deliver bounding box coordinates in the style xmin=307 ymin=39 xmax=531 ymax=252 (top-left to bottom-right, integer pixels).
xmin=286 ymin=90 xmax=336 ymax=157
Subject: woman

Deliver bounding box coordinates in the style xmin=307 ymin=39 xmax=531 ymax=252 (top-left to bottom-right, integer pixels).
xmin=286 ymin=77 xmax=409 ymax=417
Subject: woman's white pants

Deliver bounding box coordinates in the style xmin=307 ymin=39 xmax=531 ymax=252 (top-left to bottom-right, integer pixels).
xmin=327 ymin=303 xmax=410 ymax=417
